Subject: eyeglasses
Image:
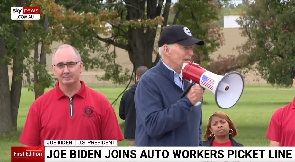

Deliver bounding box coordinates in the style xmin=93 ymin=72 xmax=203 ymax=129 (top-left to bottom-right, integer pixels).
xmin=54 ymin=61 xmax=80 ymax=69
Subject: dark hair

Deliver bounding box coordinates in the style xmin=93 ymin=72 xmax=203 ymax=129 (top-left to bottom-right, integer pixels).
xmin=136 ymin=66 xmax=148 ymax=77
xmin=204 ymin=111 xmax=238 ymax=141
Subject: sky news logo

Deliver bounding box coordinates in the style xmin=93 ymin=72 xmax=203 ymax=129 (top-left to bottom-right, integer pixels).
xmin=11 ymin=146 xmax=44 ymax=162
xmin=11 ymin=7 xmax=41 ymax=20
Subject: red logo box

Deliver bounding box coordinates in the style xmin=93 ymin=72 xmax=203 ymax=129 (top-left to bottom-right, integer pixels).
xmin=23 ymin=6 xmax=41 ymax=14
xmin=11 ymin=146 xmax=44 ymax=162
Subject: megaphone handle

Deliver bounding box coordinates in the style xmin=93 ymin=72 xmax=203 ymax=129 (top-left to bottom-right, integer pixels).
xmin=181 ymin=82 xmax=196 ymax=98
xmin=194 ymin=101 xmax=202 ymax=107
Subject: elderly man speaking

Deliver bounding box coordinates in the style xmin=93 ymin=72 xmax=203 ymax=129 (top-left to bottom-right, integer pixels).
xmin=134 ymin=25 xmax=205 ymax=146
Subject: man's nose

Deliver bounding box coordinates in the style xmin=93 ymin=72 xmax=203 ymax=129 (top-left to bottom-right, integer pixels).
xmin=188 ymin=49 xmax=194 ymax=56
xmin=63 ymin=66 xmax=70 ymax=73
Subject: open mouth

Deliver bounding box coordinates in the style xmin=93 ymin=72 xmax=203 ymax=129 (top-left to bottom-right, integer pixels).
xmin=184 ymin=59 xmax=191 ymax=62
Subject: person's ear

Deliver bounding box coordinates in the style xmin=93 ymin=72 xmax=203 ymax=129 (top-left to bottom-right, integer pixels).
xmin=136 ymin=75 xmax=139 ymax=82
xmin=79 ymin=62 xmax=84 ymax=73
xmin=52 ymin=65 xmax=57 ymax=75
xmin=164 ymin=45 xmax=172 ymax=57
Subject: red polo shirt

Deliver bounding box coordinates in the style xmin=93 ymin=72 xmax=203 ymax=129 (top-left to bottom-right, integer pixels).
xmin=266 ymin=97 xmax=295 ymax=146
xmin=20 ymin=81 xmax=124 ymax=146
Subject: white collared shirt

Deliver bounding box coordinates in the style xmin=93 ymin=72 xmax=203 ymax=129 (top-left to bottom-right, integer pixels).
xmin=161 ymin=60 xmax=184 ymax=90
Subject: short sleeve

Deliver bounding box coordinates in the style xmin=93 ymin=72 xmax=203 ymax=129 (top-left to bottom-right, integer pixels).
xmin=19 ymin=103 xmax=41 ymax=146
xmin=266 ymin=108 xmax=282 ymax=142
xmin=100 ymin=100 xmax=124 ymax=141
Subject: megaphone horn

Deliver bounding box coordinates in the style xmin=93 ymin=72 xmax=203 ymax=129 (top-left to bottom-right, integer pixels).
xmin=181 ymin=62 xmax=244 ymax=109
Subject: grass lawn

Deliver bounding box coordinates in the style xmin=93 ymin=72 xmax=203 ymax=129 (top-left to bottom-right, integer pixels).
xmin=0 ymin=85 xmax=294 ymax=161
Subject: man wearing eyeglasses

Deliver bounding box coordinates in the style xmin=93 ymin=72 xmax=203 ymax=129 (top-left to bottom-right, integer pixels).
xmin=20 ymin=44 xmax=124 ymax=146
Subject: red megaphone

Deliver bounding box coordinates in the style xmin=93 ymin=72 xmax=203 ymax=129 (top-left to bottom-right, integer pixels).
xmin=181 ymin=62 xmax=244 ymax=109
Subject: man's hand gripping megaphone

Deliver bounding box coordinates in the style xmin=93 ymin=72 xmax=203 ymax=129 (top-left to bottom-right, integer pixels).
xmin=180 ymin=62 xmax=204 ymax=107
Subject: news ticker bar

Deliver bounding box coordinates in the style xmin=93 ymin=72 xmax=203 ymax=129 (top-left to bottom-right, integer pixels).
xmin=44 ymin=140 xmax=117 ymax=146
xmin=11 ymin=146 xmax=295 ymax=162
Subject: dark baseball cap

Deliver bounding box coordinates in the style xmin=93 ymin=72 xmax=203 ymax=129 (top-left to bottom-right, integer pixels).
xmin=158 ymin=25 xmax=204 ymax=47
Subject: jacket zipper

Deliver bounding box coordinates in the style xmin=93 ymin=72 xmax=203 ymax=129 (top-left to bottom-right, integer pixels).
xmin=69 ymin=97 xmax=74 ymax=117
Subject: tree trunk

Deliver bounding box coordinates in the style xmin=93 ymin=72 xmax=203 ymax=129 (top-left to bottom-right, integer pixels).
xmin=124 ymin=0 xmax=171 ymax=70
xmin=10 ymin=0 xmax=25 ymax=130
xmin=37 ymin=41 xmax=47 ymax=97
xmin=0 ymin=37 xmax=14 ymax=136
xmin=96 ymin=0 xmax=170 ymax=70
xmin=33 ymin=42 xmax=40 ymax=99
xmin=127 ymin=27 xmax=157 ymax=70
xmin=34 ymin=16 xmax=49 ymax=99
xmin=39 ymin=16 xmax=49 ymax=95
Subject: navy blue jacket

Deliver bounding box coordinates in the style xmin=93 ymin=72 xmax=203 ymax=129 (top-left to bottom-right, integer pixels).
xmin=119 ymin=83 xmax=137 ymax=139
xmin=134 ymin=61 xmax=203 ymax=146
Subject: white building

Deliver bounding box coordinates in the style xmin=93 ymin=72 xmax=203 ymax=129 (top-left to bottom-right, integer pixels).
xmin=224 ymin=15 xmax=241 ymax=28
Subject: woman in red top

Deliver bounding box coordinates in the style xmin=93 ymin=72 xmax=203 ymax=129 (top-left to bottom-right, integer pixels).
xmin=203 ymin=111 xmax=243 ymax=147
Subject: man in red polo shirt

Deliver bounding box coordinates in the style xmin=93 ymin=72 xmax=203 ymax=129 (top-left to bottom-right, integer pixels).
xmin=20 ymin=44 xmax=124 ymax=146
xmin=266 ymin=92 xmax=295 ymax=146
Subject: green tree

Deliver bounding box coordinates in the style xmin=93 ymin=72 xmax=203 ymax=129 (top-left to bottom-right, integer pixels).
xmin=0 ymin=0 xmax=115 ymax=135
xmin=53 ymin=0 xmax=132 ymax=84
xmin=218 ymin=1 xmax=248 ymax=27
xmin=56 ymin=0 xmax=230 ymax=78
xmin=24 ymin=0 xmax=124 ymax=99
xmin=173 ymin=0 xmax=227 ymax=65
xmin=0 ymin=0 xmax=28 ymax=135
xmin=24 ymin=2 xmax=55 ymax=99
xmin=203 ymin=1 xmax=255 ymax=75
xmin=237 ymin=0 xmax=295 ymax=87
